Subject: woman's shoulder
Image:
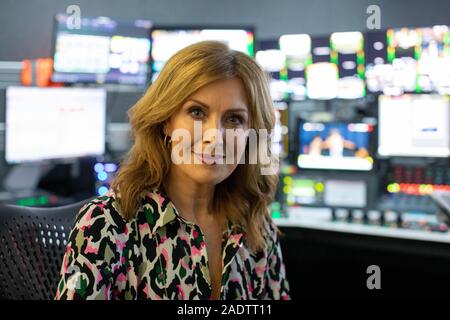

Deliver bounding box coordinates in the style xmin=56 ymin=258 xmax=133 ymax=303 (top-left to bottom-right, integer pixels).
xmin=73 ymin=189 xmax=130 ymax=235
xmin=73 ymin=187 xmax=169 ymax=233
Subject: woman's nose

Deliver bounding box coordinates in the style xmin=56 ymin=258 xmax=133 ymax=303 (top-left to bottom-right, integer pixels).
xmin=202 ymin=117 xmax=224 ymax=145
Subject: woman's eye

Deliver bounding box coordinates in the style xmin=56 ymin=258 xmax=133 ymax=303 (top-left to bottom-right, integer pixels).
xmin=189 ymin=107 xmax=205 ymax=119
xmin=227 ymin=115 xmax=245 ymax=126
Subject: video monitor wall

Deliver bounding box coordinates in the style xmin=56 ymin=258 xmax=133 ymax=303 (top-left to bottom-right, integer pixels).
xmin=5 ymin=87 xmax=107 ymax=164
xmin=297 ymin=120 xmax=374 ymax=171
xmin=256 ymin=35 xmax=312 ymax=101
xmin=256 ymin=25 xmax=448 ymax=101
xmin=257 ymin=31 xmax=366 ymax=101
xmin=366 ymin=25 xmax=450 ymax=95
xmin=150 ymin=27 xmax=254 ymax=81
xmin=52 ymin=14 xmax=152 ymax=86
xmin=378 ymin=94 xmax=450 ymax=158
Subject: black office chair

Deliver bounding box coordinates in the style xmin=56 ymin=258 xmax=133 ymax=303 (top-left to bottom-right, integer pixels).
xmin=0 ymin=199 xmax=93 ymax=300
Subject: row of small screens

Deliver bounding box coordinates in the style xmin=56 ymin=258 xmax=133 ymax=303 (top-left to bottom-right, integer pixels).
xmin=52 ymin=14 xmax=449 ymax=99
xmin=277 ymin=94 xmax=450 ymax=171
xmin=52 ymin=14 xmax=254 ymax=85
xmin=260 ymin=26 xmax=450 ymax=100
xmin=4 ymin=87 xmax=450 ymax=168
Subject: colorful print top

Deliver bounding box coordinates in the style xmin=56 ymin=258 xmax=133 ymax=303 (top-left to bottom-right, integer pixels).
xmin=55 ymin=188 xmax=290 ymax=300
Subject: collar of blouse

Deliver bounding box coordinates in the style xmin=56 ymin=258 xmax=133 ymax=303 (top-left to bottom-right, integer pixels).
xmin=140 ymin=187 xmax=246 ymax=271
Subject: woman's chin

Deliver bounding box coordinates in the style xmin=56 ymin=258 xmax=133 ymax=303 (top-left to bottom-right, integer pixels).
xmin=188 ymin=168 xmax=230 ymax=185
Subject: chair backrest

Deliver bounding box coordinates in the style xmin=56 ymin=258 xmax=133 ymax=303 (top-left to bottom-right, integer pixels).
xmin=0 ymin=199 xmax=92 ymax=300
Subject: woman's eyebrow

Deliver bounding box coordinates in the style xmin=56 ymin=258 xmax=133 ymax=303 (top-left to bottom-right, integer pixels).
xmin=226 ymin=108 xmax=249 ymax=113
xmin=189 ymin=98 xmax=248 ymax=113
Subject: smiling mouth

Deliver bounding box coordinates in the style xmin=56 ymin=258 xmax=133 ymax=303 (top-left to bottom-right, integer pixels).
xmin=193 ymin=152 xmax=225 ymax=165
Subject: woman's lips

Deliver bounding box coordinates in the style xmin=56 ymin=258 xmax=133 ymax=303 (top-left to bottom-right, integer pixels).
xmin=193 ymin=152 xmax=225 ymax=165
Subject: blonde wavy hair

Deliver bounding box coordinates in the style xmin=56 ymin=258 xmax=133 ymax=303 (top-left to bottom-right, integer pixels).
xmin=111 ymin=40 xmax=278 ymax=252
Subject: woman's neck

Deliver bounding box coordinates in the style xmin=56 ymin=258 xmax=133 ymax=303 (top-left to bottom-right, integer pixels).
xmin=163 ymin=168 xmax=216 ymax=224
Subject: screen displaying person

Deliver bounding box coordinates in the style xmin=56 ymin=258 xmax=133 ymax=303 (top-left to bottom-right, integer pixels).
xmin=322 ymin=129 xmax=356 ymax=157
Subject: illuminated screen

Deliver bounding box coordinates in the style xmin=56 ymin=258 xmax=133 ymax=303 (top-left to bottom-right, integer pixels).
xmin=366 ymin=25 xmax=450 ymax=95
xmin=52 ymin=14 xmax=152 ymax=85
xmin=417 ymin=25 xmax=450 ymax=94
xmin=5 ymin=87 xmax=106 ymax=164
xmin=378 ymin=94 xmax=450 ymax=157
xmin=306 ymin=62 xmax=338 ymax=99
xmin=285 ymin=177 xmax=323 ymax=206
xmin=365 ymin=28 xmax=419 ymax=94
xmin=279 ymin=34 xmax=311 ymax=100
xmin=306 ymin=36 xmax=338 ymax=100
xmin=255 ymin=49 xmax=288 ymax=100
xmin=279 ymin=34 xmax=311 ymax=71
xmin=297 ymin=121 xmax=374 ymax=171
xmin=330 ymin=31 xmax=365 ymax=99
xmin=255 ymin=49 xmax=286 ymax=72
xmin=386 ymin=28 xmax=420 ymax=93
xmin=151 ymin=28 xmax=254 ymax=81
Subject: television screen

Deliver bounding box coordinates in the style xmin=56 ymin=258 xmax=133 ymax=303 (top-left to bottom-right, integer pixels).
xmin=297 ymin=120 xmax=374 ymax=171
xmin=150 ymin=27 xmax=254 ymax=81
xmin=52 ymin=14 xmax=152 ymax=86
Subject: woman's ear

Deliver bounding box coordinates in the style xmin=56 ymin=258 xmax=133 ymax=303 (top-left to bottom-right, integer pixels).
xmin=162 ymin=121 xmax=171 ymax=136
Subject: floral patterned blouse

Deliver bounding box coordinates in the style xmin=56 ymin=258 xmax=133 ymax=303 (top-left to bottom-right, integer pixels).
xmin=55 ymin=188 xmax=290 ymax=300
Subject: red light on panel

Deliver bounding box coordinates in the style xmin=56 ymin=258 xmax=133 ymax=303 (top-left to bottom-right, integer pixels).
xmin=387 ymin=183 xmax=450 ymax=195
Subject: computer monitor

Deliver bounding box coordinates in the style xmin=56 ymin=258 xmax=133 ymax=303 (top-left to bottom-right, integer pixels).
xmin=5 ymin=87 xmax=107 ymax=164
xmin=297 ymin=120 xmax=374 ymax=171
xmin=51 ymin=14 xmax=152 ymax=86
xmin=150 ymin=26 xmax=254 ymax=81
xmin=378 ymin=94 xmax=450 ymax=158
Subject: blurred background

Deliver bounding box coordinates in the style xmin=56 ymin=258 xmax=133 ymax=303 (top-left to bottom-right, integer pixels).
xmin=0 ymin=0 xmax=449 ymax=300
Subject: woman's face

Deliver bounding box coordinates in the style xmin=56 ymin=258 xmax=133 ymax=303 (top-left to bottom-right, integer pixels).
xmin=164 ymin=77 xmax=250 ymax=186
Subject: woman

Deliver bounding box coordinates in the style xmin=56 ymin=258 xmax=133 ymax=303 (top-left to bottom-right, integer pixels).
xmin=55 ymin=41 xmax=290 ymax=300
